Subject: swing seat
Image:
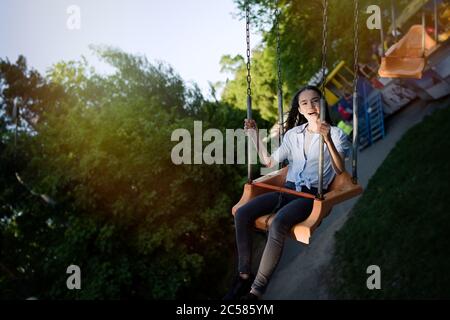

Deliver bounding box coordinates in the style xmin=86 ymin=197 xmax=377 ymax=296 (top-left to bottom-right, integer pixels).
xmin=378 ymin=25 xmax=437 ymax=79
xmin=232 ymin=167 xmax=363 ymax=244
xmin=379 ymin=57 xmax=425 ymax=79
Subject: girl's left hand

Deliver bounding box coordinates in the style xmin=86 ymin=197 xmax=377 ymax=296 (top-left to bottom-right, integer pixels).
xmin=316 ymin=120 xmax=331 ymax=143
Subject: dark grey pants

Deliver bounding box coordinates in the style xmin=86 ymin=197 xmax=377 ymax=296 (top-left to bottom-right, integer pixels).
xmin=234 ymin=182 xmax=320 ymax=295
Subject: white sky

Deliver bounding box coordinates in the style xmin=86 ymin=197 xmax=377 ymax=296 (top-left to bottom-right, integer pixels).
xmin=0 ymin=0 xmax=262 ymax=97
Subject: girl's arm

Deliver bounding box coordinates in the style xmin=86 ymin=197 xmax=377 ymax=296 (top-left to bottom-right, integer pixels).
xmin=245 ymin=119 xmax=277 ymax=168
xmin=324 ymin=136 xmax=346 ymax=175
xmin=317 ymin=121 xmax=346 ymax=175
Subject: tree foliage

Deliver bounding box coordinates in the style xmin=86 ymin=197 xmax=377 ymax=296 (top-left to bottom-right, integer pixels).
xmin=222 ymin=0 xmax=413 ymax=121
xmin=0 ymin=48 xmax=262 ymax=299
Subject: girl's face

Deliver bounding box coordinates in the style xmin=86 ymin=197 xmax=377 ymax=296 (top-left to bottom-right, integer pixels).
xmin=298 ymin=90 xmax=320 ymax=122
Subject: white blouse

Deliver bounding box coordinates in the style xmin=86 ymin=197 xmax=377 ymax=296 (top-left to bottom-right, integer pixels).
xmin=271 ymin=122 xmax=351 ymax=191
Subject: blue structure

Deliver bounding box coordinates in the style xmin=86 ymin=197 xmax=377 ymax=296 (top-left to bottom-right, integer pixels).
xmin=332 ymin=77 xmax=385 ymax=150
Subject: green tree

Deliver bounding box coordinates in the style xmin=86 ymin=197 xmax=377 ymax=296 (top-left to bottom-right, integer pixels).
xmin=222 ymin=0 xmax=414 ymax=121
xmin=0 ymin=48 xmax=257 ymax=299
xmin=220 ymin=47 xmax=288 ymax=123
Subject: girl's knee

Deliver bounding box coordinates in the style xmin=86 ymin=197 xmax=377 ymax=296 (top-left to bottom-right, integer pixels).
xmin=269 ymin=216 xmax=289 ymax=235
xmin=235 ymin=206 xmax=252 ymax=226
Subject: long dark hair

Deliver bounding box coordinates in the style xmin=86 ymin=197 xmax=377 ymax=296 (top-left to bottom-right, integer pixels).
xmin=284 ymin=85 xmax=333 ymax=132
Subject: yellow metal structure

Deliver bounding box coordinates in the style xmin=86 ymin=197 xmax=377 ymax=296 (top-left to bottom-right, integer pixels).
xmin=323 ymin=61 xmax=355 ymax=106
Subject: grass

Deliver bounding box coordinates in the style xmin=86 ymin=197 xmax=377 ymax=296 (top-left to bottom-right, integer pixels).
xmin=330 ymin=104 xmax=450 ymax=299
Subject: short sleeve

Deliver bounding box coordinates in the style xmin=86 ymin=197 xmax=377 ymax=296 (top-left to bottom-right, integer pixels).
xmin=332 ymin=127 xmax=351 ymax=158
xmin=271 ymin=134 xmax=290 ymax=163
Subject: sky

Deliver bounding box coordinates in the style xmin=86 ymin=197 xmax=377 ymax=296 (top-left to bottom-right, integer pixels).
xmin=0 ymin=0 xmax=262 ymax=97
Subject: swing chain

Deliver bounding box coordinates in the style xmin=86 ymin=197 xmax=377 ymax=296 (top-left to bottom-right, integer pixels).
xmin=274 ymin=0 xmax=284 ymax=138
xmin=320 ymin=0 xmax=328 ymax=94
xmin=275 ymin=0 xmax=282 ymax=96
xmin=353 ymin=0 xmax=359 ymax=93
xmin=246 ymin=4 xmax=252 ymax=98
xmin=352 ymin=0 xmax=360 ymax=184
xmin=317 ymin=0 xmax=328 ymax=200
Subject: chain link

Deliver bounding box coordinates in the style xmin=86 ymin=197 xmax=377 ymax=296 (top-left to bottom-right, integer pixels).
xmin=246 ymin=4 xmax=252 ymax=98
xmin=353 ymin=0 xmax=359 ymax=92
xmin=275 ymin=0 xmax=282 ymax=95
xmin=352 ymin=0 xmax=360 ymax=183
xmin=274 ymin=0 xmax=284 ymax=138
xmin=321 ymin=0 xmax=328 ymax=94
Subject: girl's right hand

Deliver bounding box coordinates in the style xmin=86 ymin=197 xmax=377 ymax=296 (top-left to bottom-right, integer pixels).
xmin=244 ymin=119 xmax=257 ymax=133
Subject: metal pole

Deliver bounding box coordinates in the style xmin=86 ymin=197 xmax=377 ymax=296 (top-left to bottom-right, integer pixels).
xmin=352 ymin=92 xmax=358 ymax=183
xmin=275 ymin=0 xmax=284 ymax=142
xmin=317 ymin=97 xmax=325 ymax=199
xmin=277 ymin=92 xmax=283 ymax=141
xmin=391 ymin=0 xmax=397 ymax=42
xmin=422 ymin=11 xmax=426 ymax=56
xmin=247 ymin=97 xmax=253 ymax=120
xmin=434 ymin=0 xmax=438 ymax=42
xmin=247 ymin=96 xmax=252 ymax=183
xmin=380 ymin=14 xmax=385 ymax=57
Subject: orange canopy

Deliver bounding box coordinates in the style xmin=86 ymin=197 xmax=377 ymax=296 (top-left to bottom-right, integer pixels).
xmin=378 ymin=25 xmax=437 ymax=79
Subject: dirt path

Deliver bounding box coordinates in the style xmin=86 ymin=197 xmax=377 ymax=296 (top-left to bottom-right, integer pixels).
xmin=262 ymin=96 xmax=450 ymax=299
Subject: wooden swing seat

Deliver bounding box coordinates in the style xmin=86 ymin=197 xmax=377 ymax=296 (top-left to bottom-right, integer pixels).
xmin=232 ymin=167 xmax=363 ymax=244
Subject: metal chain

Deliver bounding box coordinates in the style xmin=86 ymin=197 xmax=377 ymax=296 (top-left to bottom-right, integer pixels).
xmin=353 ymin=0 xmax=359 ymax=93
xmin=245 ymin=2 xmax=253 ymax=183
xmin=320 ymin=0 xmax=328 ymax=94
xmin=352 ymin=0 xmax=360 ymax=184
xmin=274 ymin=0 xmax=284 ymax=138
xmin=317 ymin=0 xmax=328 ymax=200
xmin=275 ymin=0 xmax=282 ymax=96
xmin=246 ymin=4 xmax=252 ymax=98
